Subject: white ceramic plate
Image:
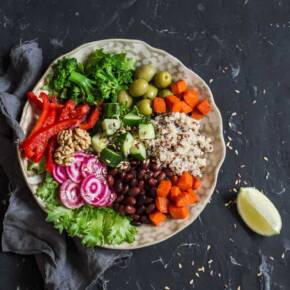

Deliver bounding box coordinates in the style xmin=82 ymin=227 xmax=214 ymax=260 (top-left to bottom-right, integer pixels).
xmin=18 ymin=39 xmax=226 ymax=249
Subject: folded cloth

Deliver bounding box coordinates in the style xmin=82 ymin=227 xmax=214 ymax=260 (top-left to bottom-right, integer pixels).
xmin=0 ymin=41 xmax=131 ymax=290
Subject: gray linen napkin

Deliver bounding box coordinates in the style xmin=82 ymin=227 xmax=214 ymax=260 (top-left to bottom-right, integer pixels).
xmin=0 ymin=40 xmax=131 ymax=290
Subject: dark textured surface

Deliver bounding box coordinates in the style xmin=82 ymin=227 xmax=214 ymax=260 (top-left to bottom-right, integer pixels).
xmin=1 ymin=0 xmax=290 ymax=289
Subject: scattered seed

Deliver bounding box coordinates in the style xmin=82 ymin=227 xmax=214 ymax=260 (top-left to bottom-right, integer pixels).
xmin=195 ymin=272 xmax=200 ymax=277
xmin=191 ymin=260 xmax=195 ymax=266
xmin=208 ymin=259 xmax=213 ymax=264
xmin=233 ymin=223 xmax=237 ymax=229
xmin=209 ymin=79 xmax=213 ymax=84
xmin=178 ymin=263 xmax=183 ymax=269
xmin=263 ymin=89 xmax=266 ymax=94
xmin=269 ymin=256 xmax=274 ymax=260
xmin=189 ymin=279 xmax=194 ymax=285
xmin=237 ymin=286 xmax=241 ymax=290
xmin=253 ymin=100 xmax=257 ymax=104
xmin=198 ymin=266 xmax=205 ymax=272
xmin=235 ymin=149 xmax=239 ymax=155
xmin=233 ymin=188 xmax=237 ymax=192
xmin=237 ymin=131 xmax=242 ymax=135
xmin=164 ymin=286 xmax=170 ymax=290
xmin=281 ymin=253 xmax=285 ymax=259
xmin=227 ymin=136 xmax=232 ymax=141
xmin=207 ymin=245 xmax=211 ymax=251
xmin=257 ymin=272 xmax=262 ymax=277
xmin=235 ymin=89 xmax=240 ymax=94
xmin=263 ymin=156 xmax=269 ymax=161
xmin=231 ymin=112 xmax=237 ymax=116
xmin=210 ymin=270 xmax=214 ymax=276
xmin=240 ymin=164 xmax=245 ymax=168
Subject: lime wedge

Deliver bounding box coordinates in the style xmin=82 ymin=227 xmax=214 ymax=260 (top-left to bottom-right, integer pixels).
xmin=237 ymin=187 xmax=282 ymax=236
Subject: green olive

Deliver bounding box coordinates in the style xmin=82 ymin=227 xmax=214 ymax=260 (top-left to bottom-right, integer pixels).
xmin=143 ymin=84 xmax=158 ymax=100
xmin=129 ymin=79 xmax=149 ymax=97
xmin=117 ymin=90 xmax=133 ymax=107
xmin=135 ymin=64 xmax=157 ymax=82
xmin=137 ymin=99 xmax=153 ymax=116
xmin=159 ymin=89 xmax=173 ymax=98
xmin=154 ymin=71 xmax=172 ymax=88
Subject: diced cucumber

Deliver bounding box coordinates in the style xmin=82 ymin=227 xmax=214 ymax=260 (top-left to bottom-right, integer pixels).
xmin=123 ymin=112 xmax=143 ymax=126
xmin=102 ymin=119 xmax=121 ymax=136
xmin=104 ymin=103 xmax=120 ymax=118
xmin=100 ymin=148 xmax=123 ymax=168
xmin=130 ymin=142 xmax=146 ymax=161
xmin=138 ymin=123 xmax=155 ymax=140
xmin=91 ymin=134 xmax=109 ymax=153
xmin=119 ymin=133 xmax=134 ymax=157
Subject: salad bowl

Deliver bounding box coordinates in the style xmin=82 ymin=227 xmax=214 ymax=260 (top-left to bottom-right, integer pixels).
xmin=18 ymin=39 xmax=226 ymax=249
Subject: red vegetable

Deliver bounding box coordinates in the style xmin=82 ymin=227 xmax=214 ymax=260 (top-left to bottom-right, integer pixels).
xmin=70 ymin=104 xmax=90 ymax=120
xmin=45 ymin=137 xmax=57 ymax=173
xmin=59 ymin=99 xmax=76 ymax=121
xmin=42 ymin=105 xmax=57 ymax=128
xmin=27 ymin=91 xmax=63 ymax=110
xmin=27 ymin=93 xmax=50 ymax=137
xmin=79 ymin=106 xmax=101 ymax=130
xmin=21 ymin=118 xmax=81 ymax=162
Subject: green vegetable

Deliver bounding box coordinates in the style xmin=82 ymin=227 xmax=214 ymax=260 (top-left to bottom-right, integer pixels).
xmin=129 ymin=79 xmax=148 ymax=97
xmin=102 ymin=119 xmax=121 ymax=136
xmin=100 ymin=148 xmax=123 ymax=167
xmin=85 ymin=49 xmax=135 ymax=102
xmin=36 ymin=174 xmax=136 ymax=247
xmin=134 ymin=64 xmax=157 ymax=82
xmin=49 ymin=58 xmax=98 ymax=104
xmin=91 ymin=134 xmax=109 ymax=153
xmin=154 ymin=71 xmax=172 ymax=88
xmin=137 ymin=99 xmax=153 ymax=116
xmin=104 ymin=103 xmax=120 ymax=118
xmin=143 ymin=84 xmax=158 ymax=100
xmin=123 ymin=112 xmax=143 ymax=126
xmin=130 ymin=142 xmax=146 ymax=161
xmin=159 ymin=89 xmax=173 ymax=98
xmin=139 ymin=123 xmax=155 ymax=140
xmin=117 ymin=90 xmax=133 ymax=107
xmin=27 ymin=159 xmax=46 ymax=175
xmin=119 ymin=132 xmax=134 ymax=157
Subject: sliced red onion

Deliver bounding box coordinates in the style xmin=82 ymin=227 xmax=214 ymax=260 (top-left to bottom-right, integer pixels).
xmin=52 ymin=165 xmax=68 ymax=184
xmin=80 ymin=174 xmax=110 ymax=206
xmin=59 ymin=179 xmax=84 ymax=209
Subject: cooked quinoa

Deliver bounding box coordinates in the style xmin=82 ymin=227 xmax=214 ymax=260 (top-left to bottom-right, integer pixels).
xmin=146 ymin=113 xmax=213 ymax=176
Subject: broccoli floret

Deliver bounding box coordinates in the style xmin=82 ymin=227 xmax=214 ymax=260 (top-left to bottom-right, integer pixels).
xmin=51 ymin=58 xmax=98 ymax=104
xmin=84 ymin=49 xmax=134 ymax=102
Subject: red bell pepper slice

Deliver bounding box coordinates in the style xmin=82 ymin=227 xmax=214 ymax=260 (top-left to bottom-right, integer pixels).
xmin=58 ymin=99 xmax=76 ymax=121
xmin=28 ymin=93 xmax=50 ymax=137
xmin=22 ymin=118 xmax=81 ymax=162
xmin=45 ymin=137 xmax=57 ymax=172
xmin=70 ymin=104 xmax=90 ymax=120
xmin=42 ymin=105 xmax=57 ymax=128
xmin=27 ymin=91 xmax=63 ymax=110
xmin=79 ymin=106 xmax=101 ymax=130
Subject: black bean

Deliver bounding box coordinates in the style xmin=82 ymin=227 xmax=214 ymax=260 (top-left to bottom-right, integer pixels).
xmin=139 ymin=189 xmax=146 ymax=195
xmin=136 ymin=205 xmax=146 ymax=214
xmin=131 ymin=214 xmax=140 ymax=221
xmin=125 ymin=173 xmax=134 ymax=181
xmin=157 ymin=172 xmax=166 ymax=182
xmin=145 ymin=197 xmax=154 ymax=204
xmin=125 ymin=196 xmax=136 ymax=206
xmin=148 ymin=178 xmax=157 ymax=187
xmin=150 ymin=187 xmax=156 ymax=197
xmin=138 ymin=180 xmax=145 ymax=189
xmin=116 ymin=194 xmax=124 ymax=203
xmin=140 ymin=215 xmax=150 ymax=224
xmin=123 ymin=184 xmax=129 ymax=194
xmin=164 ymin=168 xmax=173 ymax=177
xmin=130 ymin=179 xmax=138 ymax=187
xmin=113 ymin=203 xmax=119 ymax=210
xmin=110 ymin=168 xmax=119 ymax=176
xmin=137 ymin=195 xmax=146 ymax=205
xmin=146 ymin=204 xmax=156 ymax=214
xmin=115 ymin=180 xmax=123 ymax=193
xmin=139 ymin=169 xmax=146 ymax=178
xmin=125 ymin=205 xmax=136 ymax=215
xmin=129 ymin=187 xmax=140 ymax=196
xmin=106 ymin=175 xmax=115 ymax=187
xmin=121 ymin=171 xmax=126 ymax=179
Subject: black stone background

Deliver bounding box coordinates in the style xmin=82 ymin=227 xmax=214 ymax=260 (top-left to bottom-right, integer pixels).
xmin=0 ymin=0 xmax=290 ymax=289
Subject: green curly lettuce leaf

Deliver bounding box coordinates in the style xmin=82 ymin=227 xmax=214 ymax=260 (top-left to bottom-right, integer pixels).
xmin=36 ymin=174 xmax=137 ymax=247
